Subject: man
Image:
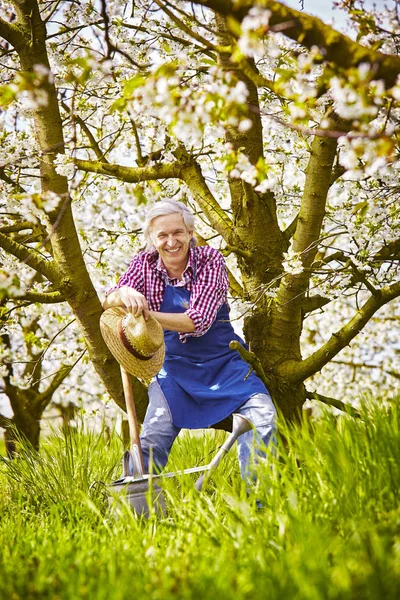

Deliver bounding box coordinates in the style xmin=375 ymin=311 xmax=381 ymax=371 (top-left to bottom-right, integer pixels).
xmin=103 ymin=200 xmax=276 ymax=482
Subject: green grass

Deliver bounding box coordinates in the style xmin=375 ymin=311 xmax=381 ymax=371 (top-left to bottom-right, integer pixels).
xmin=0 ymin=434 xmax=5 ymax=456
xmin=1 ymin=399 xmax=399 ymax=599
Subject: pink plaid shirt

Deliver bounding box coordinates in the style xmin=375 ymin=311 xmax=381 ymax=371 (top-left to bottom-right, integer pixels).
xmin=111 ymin=245 xmax=229 ymax=341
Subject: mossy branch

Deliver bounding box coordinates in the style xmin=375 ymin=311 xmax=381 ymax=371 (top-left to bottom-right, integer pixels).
xmin=153 ymin=0 xmax=218 ymax=51
xmin=74 ymin=158 xmax=183 ymax=183
xmin=222 ymin=245 xmax=253 ymax=260
xmin=271 ymin=113 xmax=341 ymax=348
xmin=305 ymin=390 xmax=361 ymax=418
xmin=32 ymin=351 xmax=85 ymax=413
xmin=61 ymin=102 xmax=109 ymax=163
xmin=280 ymin=279 xmax=400 ymax=383
xmin=283 ymin=214 xmax=298 ymax=241
xmin=6 ymin=291 xmax=65 ymax=304
xmin=0 ymin=16 xmax=24 ymax=47
xmin=229 ymin=339 xmax=271 ymax=389
xmin=234 ymin=55 xmax=282 ymax=95
xmin=302 ymin=295 xmax=330 ymax=314
xmin=264 ymin=0 xmax=400 ymax=87
xmin=192 ymin=1 xmax=400 ymax=86
xmin=195 ymin=230 xmax=244 ymax=297
xmin=0 ymin=221 xmax=36 ymax=234
xmin=374 ymin=238 xmax=400 ymax=261
xmin=180 ymin=160 xmax=235 ymax=244
xmin=0 ymin=231 xmax=60 ymax=284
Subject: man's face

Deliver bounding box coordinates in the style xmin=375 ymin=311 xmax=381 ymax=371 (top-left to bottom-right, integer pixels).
xmin=151 ymin=213 xmax=193 ymax=272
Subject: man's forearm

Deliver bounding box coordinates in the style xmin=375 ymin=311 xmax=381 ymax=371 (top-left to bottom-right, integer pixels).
xmin=103 ymin=289 xmax=195 ymax=332
xmin=150 ymin=311 xmax=195 ymax=333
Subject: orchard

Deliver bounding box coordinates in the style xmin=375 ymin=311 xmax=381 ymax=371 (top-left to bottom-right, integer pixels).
xmin=0 ymin=0 xmax=399 ymax=448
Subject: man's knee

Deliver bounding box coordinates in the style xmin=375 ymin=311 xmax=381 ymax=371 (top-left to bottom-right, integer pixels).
xmin=238 ymin=392 xmax=276 ymax=430
xmin=140 ymin=379 xmax=180 ymax=472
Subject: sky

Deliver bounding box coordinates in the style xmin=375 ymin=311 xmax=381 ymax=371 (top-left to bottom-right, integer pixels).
xmin=283 ymin=0 xmax=392 ymax=36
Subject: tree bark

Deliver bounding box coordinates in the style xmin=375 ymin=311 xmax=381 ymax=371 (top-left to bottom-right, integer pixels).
xmin=4 ymin=0 xmax=148 ymax=418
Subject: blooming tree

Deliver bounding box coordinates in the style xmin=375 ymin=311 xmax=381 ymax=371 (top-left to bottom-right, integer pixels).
xmin=0 ymin=0 xmax=399 ymax=445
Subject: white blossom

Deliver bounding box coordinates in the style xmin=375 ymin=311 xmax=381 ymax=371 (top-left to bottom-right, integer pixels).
xmin=238 ymin=119 xmax=253 ymax=132
xmin=54 ymin=153 xmax=75 ymax=178
xmin=255 ymin=176 xmax=277 ymax=192
xmin=282 ymin=249 xmax=304 ymax=275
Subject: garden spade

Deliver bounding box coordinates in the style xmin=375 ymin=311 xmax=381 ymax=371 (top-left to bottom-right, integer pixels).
xmin=108 ymin=410 xmax=252 ymax=517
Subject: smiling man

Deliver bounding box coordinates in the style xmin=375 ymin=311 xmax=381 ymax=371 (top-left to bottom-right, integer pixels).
xmin=103 ymin=200 xmax=276 ymax=487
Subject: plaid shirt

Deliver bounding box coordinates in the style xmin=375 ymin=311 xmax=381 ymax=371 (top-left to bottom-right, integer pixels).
xmin=111 ymin=245 xmax=229 ymax=341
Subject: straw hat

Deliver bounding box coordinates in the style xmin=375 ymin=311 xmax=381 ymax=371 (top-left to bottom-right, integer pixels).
xmin=100 ymin=307 xmax=165 ymax=380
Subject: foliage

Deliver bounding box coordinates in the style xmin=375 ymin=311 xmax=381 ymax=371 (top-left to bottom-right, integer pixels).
xmin=1 ymin=399 xmax=400 ymax=599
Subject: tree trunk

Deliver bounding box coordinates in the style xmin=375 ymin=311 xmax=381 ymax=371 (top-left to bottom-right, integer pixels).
xmin=7 ymin=412 xmax=41 ymax=453
xmin=9 ymin=0 xmax=148 ymax=419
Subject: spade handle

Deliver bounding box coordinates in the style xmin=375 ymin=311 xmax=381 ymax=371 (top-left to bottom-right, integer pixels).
xmin=120 ymin=366 xmax=145 ymax=473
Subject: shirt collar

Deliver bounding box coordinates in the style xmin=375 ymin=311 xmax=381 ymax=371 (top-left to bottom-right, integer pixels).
xmin=152 ymin=247 xmax=195 ymax=279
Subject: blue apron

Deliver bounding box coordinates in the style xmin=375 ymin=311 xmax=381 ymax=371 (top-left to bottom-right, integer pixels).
xmin=156 ymin=266 xmax=268 ymax=428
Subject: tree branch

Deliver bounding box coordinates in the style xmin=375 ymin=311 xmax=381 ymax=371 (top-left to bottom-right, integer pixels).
xmin=234 ymin=54 xmax=281 ymax=95
xmin=315 ymin=250 xmax=347 ymax=267
xmin=229 ymin=339 xmax=272 ymax=391
xmin=332 ymin=359 xmax=400 ymax=381
xmin=129 ymin=117 xmax=145 ymax=166
xmin=348 ymin=259 xmax=380 ymax=297
xmin=61 ymin=102 xmax=109 ymax=163
xmin=281 ymin=279 xmax=400 ymax=383
xmin=196 ymin=230 xmax=244 ymax=297
xmin=180 ymin=160 xmax=235 ymax=243
xmin=190 ymin=0 xmax=400 ymax=86
xmin=374 ymin=238 xmax=400 ymax=262
xmin=269 ymin=113 xmax=342 ymax=356
xmin=0 ymin=167 xmax=26 ymax=194
xmin=153 ymin=0 xmax=218 ymax=51
xmin=227 ymin=271 xmax=244 ymax=298
xmin=6 ymin=290 xmax=65 ymax=303
xmin=0 ymin=231 xmax=60 ymax=284
xmin=283 ymin=214 xmax=298 ymax=240
xmin=302 ymin=294 xmax=330 ymax=314
xmin=0 ymin=221 xmax=35 ymax=234
xmin=263 ymin=0 xmax=400 ymax=87
xmin=74 ymin=158 xmax=183 ymax=183
xmin=32 ymin=351 xmax=85 ymax=413
xmin=0 ymin=16 xmax=24 ymax=47
xmin=121 ymin=22 xmax=216 ymax=58
xmin=222 ymin=245 xmax=253 ymax=260
xmin=305 ymin=389 xmax=361 ymax=418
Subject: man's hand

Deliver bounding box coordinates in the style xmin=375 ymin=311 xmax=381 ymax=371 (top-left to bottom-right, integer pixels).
xmin=103 ymin=286 xmax=150 ymax=319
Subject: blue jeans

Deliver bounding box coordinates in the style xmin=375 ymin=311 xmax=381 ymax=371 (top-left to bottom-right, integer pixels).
xmin=140 ymin=379 xmax=276 ymax=481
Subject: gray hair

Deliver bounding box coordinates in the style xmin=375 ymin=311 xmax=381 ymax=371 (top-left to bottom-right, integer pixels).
xmin=143 ymin=199 xmax=196 ymax=250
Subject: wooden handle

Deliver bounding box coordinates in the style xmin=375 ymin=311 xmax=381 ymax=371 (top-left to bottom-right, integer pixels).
xmin=120 ymin=366 xmax=145 ymax=473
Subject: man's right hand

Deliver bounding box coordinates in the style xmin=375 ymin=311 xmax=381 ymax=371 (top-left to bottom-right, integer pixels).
xmin=103 ymin=286 xmax=150 ymax=320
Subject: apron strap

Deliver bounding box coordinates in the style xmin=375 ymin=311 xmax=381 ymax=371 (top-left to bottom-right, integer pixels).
xmin=192 ymin=245 xmax=197 ymax=284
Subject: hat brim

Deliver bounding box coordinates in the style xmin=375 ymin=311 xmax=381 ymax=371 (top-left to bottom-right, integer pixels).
xmin=100 ymin=307 xmax=165 ymax=381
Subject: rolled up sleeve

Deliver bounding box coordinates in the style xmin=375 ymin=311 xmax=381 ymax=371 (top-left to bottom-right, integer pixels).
xmin=183 ymin=251 xmax=229 ymax=339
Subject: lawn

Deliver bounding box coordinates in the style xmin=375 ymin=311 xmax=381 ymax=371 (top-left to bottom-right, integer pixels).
xmin=0 ymin=399 xmax=399 ymax=599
